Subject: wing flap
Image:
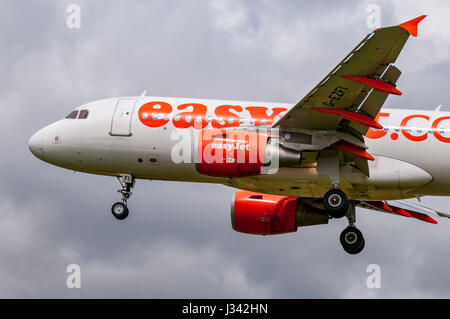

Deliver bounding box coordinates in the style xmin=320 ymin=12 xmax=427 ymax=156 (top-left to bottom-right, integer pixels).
xmin=349 ymin=65 xmax=402 ymax=135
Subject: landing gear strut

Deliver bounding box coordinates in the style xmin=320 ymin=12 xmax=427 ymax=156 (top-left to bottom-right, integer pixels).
xmin=317 ymin=151 xmax=349 ymax=219
xmin=339 ymin=202 xmax=365 ymax=255
xmin=111 ymin=174 xmax=135 ymax=220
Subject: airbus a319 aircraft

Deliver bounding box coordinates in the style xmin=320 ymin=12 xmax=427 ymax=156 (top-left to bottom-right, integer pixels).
xmin=29 ymin=15 xmax=449 ymax=254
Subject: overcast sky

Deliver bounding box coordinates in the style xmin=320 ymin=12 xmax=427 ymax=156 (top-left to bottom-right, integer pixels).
xmin=2 ymin=0 xmax=450 ymax=298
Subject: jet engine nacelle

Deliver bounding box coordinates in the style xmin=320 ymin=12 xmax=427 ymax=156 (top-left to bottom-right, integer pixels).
xmin=230 ymin=190 xmax=329 ymax=235
xmin=196 ymin=129 xmax=300 ymax=178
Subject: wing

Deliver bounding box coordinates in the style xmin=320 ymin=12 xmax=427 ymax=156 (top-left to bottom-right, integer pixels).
xmin=273 ymin=16 xmax=426 ymax=175
xmin=359 ymin=200 xmax=450 ymax=224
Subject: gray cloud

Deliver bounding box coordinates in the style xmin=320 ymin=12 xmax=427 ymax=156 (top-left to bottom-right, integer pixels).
xmin=2 ymin=0 xmax=450 ymax=298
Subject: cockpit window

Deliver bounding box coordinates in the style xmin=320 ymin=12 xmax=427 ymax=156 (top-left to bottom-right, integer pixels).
xmin=79 ymin=109 xmax=89 ymax=119
xmin=66 ymin=110 xmax=79 ymax=119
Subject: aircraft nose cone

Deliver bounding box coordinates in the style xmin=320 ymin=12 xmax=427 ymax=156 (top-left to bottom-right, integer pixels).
xmin=28 ymin=130 xmax=44 ymax=159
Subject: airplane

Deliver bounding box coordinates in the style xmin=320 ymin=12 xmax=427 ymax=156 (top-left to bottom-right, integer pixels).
xmin=28 ymin=15 xmax=450 ymax=254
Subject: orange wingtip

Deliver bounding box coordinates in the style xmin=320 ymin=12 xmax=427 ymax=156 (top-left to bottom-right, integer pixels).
xmin=397 ymin=15 xmax=427 ymax=37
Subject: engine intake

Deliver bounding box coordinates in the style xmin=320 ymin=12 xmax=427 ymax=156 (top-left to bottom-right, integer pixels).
xmin=231 ymin=190 xmax=329 ymax=235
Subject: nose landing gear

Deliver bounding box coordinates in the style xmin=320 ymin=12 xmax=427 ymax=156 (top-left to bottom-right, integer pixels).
xmin=111 ymin=202 xmax=128 ymax=220
xmin=111 ymin=174 xmax=135 ymax=220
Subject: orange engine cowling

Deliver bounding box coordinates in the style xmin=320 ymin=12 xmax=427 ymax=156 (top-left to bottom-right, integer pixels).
xmin=231 ymin=190 xmax=329 ymax=235
xmin=196 ymin=129 xmax=300 ymax=178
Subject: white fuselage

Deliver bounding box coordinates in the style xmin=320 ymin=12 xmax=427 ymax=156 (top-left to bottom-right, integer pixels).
xmin=28 ymin=96 xmax=450 ymax=201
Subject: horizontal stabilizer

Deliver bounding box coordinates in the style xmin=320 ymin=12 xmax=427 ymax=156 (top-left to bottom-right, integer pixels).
xmin=388 ymin=200 xmax=450 ymax=219
xmin=359 ymin=199 xmax=445 ymax=224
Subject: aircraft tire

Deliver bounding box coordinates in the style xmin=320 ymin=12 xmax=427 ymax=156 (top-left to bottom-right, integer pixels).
xmin=323 ymin=189 xmax=349 ymax=218
xmin=111 ymin=202 xmax=129 ymax=220
xmin=340 ymin=226 xmax=365 ymax=254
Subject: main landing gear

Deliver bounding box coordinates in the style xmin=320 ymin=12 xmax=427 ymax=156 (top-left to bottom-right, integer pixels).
xmin=339 ymin=202 xmax=365 ymax=255
xmin=321 ymin=187 xmax=365 ymax=254
xmin=316 ymin=150 xmax=364 ymax=254
xmin=323 ymin=187 xmax=349 ymax=218
xmin=317 ymin=151 xmax=349 ymax=219
xmin=340 ymin=226 xmax=365 ymax=255
xmin=111 ymin=174 xmax=135 ymax=220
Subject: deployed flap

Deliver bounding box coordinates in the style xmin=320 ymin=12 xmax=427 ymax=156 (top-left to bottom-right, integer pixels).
xmin=383 ymin=65 xmax=402 ymax=85
xmin=349 ymin=65 xmax=402 ymax=135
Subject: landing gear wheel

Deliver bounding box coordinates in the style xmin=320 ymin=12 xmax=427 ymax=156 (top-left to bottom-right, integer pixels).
xmin=323 ymin=189 xmax=349 ymax=218
xmin=340 ymin=226 xmax=365 ymax=255
xmin=111 ymin=202 xmax=129 ymax=220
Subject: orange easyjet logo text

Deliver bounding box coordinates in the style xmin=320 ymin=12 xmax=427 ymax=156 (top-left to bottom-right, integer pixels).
xmin=366 ymin=112 xmax=450 ymax=143
xmin=138 ymin=101 xmax=287 ymax=129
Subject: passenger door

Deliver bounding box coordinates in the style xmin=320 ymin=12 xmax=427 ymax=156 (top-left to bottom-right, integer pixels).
xmin=110 ymin=99 xmax=137 ymax=136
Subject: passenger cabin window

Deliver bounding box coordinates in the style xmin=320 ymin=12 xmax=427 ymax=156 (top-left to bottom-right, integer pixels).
xmin=66 ymin=110 xmax=78 ymax=119
xmin=79 ymin=109 xmax=89 ymax=119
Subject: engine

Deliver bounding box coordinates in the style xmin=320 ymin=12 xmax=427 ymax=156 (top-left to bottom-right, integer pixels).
xmin=231 ymin=190 xmax=329 ymax=235
xmin=196 ymin=129 xmax=301 ymax=178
